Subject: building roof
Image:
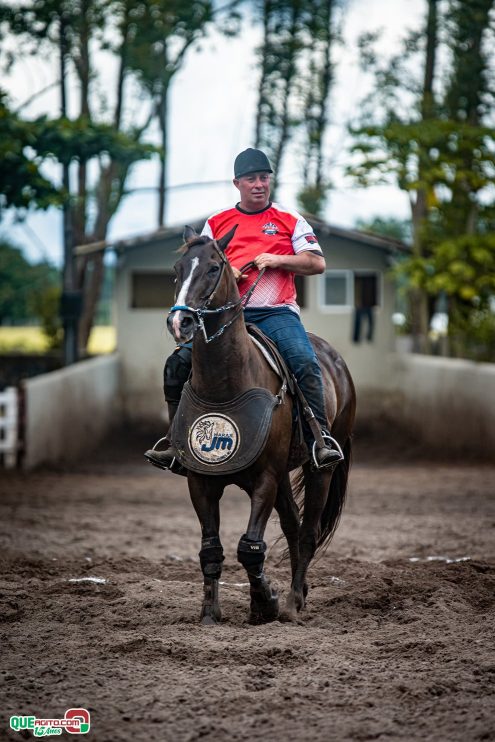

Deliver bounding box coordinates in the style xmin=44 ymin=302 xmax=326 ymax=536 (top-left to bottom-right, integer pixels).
xmin=74 ymin=216 xmax=409 ymax=257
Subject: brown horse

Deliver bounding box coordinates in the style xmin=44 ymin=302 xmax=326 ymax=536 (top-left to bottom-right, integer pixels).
xmin=166 ymin=225 xmax=356 ymax=624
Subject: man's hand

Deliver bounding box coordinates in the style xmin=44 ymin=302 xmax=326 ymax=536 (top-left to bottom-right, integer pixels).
xmin=253 ymin=253 xmax=283 ymax=270
xmin=231 ymin=266 xmax=249 ymax=281
xmin=254 ymin=251 xmax=326 ymax=275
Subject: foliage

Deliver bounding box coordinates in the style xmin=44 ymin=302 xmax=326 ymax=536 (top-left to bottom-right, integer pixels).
xmin=0 ymin=92 xmax=62 ymax=214
xmin=347 ymin=0 xmax=495 ymax=358
xmin=31 ymin=284 xmax=63 ymax=350
xmin=0 ymin=0 xmax=228 ymax=351
xmin=254 ymin=0 xmax=341 ymax=207
xmin=0 ymin=238 xmax=60 ymax=325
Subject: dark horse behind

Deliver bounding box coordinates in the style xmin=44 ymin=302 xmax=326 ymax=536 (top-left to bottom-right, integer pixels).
xmin=165 ymin=225 xmax=356 ymax=624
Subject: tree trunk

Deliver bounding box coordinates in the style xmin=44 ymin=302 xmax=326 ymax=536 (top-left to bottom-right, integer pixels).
xmin=157 ymin=83 xmax=170 ymax=228
xmin=254 ymin=0 xmax=272 ymax=148
xmin=408 ymin=0 xmax=437 ymax=353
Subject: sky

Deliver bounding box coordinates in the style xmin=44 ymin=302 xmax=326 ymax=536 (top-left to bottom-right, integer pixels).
xmin=1 ymin=0 xmax=424 ymax=265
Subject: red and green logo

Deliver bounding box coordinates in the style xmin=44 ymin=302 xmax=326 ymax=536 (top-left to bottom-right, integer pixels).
xmin=10 ymin=708 xmax=90 ymax=736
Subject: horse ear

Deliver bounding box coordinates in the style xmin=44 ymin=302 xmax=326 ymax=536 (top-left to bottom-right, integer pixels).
xmin=183 ymin=225 xmax=198 ymax=242
xmin=217 ymin=224 xmax=238 ymax=253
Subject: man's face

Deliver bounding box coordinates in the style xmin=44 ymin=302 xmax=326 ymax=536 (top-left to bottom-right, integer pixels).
xmin=233 ymin=171 xmax=271 ymax=211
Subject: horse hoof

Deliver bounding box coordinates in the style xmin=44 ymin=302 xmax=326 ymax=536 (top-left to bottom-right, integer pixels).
xmin=248 ymin=592 xmax=279 ymax=625
xmin=279 ymin=608 xmax=304 ymax=625
xmin=286 ymin=589 xmax=304 ymax=615
xmin=201 ymin=614 xmax=219 ymax=626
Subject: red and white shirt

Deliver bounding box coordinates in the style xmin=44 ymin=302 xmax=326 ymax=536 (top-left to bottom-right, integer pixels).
xmin=201 ymin=202 xmax=322 ymax=312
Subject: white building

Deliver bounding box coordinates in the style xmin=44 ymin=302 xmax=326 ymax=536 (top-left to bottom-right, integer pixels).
xmin=82 ymin=217 xmax=407 ymax=424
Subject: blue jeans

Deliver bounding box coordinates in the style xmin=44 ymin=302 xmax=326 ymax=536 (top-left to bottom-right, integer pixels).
xmin=244 ymin=306 xmax=327 ymax=440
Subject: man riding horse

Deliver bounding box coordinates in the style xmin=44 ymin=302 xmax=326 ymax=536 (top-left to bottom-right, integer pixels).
xmin=145 ymin=147 xmax=344 ymax=470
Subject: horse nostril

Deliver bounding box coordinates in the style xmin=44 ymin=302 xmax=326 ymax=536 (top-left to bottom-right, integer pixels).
xmin=180 ymin=316 xmax=194 ymax=333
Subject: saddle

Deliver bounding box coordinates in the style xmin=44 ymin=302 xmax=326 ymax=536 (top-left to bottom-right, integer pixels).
xmin=167 ymin=325 xmax=315 ymax=475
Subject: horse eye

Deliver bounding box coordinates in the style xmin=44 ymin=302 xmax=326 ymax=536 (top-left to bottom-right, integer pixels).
xmin=208 ymin=265 xmax=220 ymax=275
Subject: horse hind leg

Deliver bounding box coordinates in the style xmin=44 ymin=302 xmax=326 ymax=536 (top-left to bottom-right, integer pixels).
xmin=274 ymin=475 xmax=300 ymax=580
xmin=287 ymin=463 xmax=334 ymax=618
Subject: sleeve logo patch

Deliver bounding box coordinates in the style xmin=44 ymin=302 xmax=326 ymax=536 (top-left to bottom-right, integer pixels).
xmin=261 ymin=222 xmax=279 ymax=235
xmin=305 ymin=235 xmax=318 ymax=244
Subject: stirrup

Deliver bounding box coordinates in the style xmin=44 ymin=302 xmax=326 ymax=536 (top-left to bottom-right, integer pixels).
xmin=147 ymin=437 xmax=177 ymax=471
xmin=311 ymin=432 xmax=344 ymax=470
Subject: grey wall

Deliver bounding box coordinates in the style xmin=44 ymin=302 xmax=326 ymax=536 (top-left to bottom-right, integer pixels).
xmin=23 ymin=354 xmax=122 ymax=469
xmin=373 ymin=354 xmax=495 ymax=458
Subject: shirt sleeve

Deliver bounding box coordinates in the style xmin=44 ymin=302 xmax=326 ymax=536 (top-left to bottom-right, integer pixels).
xmin=291 ymin=217 xmax=323 ymax=254
xmin=201 ymin=220 xmax=214 ymax=238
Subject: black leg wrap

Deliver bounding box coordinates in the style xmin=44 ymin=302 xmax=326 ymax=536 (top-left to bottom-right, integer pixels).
xmin=237 ymin=535 xmax=266 ymax=577
xmin=199 ymin=536 xmax=224 ymax=580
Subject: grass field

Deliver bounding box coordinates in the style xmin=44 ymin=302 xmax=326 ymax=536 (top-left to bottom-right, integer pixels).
xmin=0 ymin=326 xmax=116 ymax=354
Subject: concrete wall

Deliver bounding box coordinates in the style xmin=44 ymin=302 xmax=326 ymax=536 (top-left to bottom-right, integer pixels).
xmin=375 ymin=354 xmax=495 ymax=457
xmin=23 ymin=354 xmax=122 ymax=469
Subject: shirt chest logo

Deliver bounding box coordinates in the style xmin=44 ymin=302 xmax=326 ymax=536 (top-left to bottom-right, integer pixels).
xmin=261 ymin=221 xmax=279 ymax=236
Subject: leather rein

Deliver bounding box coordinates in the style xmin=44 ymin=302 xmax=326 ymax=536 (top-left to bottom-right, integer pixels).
xmin=169 ymin=240 xmax=266 ymax=344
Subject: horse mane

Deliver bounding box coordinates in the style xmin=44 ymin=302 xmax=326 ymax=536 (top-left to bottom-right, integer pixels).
xmin=177 ymin=235 xmax=211 ymax=254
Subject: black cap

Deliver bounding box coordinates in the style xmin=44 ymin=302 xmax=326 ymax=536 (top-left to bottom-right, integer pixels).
xmin=234 ymin=148 xmax=273 ymax=178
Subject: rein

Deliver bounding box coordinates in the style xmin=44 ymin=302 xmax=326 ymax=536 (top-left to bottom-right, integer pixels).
xmin=169 ymin=244 xmax=266 ymax=344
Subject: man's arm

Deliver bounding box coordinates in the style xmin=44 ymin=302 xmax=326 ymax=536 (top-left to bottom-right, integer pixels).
xmin=253 ymin=251 xmax=326 ymax=275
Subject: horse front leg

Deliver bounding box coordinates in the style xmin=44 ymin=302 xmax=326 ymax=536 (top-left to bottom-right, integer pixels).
xmin=238 ymin=472 xmax=279 ymax=624
xmin=286 ymin=465 xmax=333 ymax=620
xmin=188 ymin=474 xmax=224 ymax=626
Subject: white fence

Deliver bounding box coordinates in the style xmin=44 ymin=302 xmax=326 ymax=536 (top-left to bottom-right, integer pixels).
xmin=0 ymin=386 xmax=19 ymax=468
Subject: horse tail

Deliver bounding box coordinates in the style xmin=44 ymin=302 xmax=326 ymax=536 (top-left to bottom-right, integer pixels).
xmin=316 ymin=436 xmax=352 ymax=554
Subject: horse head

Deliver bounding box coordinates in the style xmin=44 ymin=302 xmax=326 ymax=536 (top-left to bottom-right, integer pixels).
xmin=167 ymin=224 xmax=238 ymax=344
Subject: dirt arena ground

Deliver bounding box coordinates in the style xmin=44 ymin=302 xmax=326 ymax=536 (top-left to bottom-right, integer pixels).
xmin=0 ymin=431 xmax=494 ymax=741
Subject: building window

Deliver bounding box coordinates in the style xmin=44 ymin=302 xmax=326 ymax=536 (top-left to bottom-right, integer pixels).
xmin=320 ymin=270 xmax=381 ymax=310
xmin=321 ymin=270 xmax=354 ymax=308
xmin=131 ymin=272 xmax=175 ymax=309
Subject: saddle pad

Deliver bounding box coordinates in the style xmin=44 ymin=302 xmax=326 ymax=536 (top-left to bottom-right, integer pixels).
xmin=168 ymin=382 xmax=280 ymax=475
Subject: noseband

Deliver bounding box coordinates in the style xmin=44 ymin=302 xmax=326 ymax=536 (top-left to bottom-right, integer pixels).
xmin=169 ymin=240 xmax=266 ymax=344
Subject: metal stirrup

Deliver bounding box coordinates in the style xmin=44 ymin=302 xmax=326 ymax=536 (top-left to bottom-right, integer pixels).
xmin=312 ymin=432 xmax=344 ymax=470
xmin=150 ymin=437 xmax=177 ymax=470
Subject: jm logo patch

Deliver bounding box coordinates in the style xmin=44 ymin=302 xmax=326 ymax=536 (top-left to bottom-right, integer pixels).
xmin=189 ymin=414 xmax=240 ymax=464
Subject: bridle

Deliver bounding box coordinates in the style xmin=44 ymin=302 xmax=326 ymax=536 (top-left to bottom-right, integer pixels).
xmin=169 ymin=240 xmax=266 ymax=344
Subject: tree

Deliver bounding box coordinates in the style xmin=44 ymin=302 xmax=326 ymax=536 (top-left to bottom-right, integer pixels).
xmin=254 ymin=0 xmax=341 ymax=205
xmin=0 ymin=238 xmax=60 ymax=325
xmin=298 ymin=0 xmax=335 ymax=216
xmin=0 ymin=0 xmax=229 ymax=350
xmin=347 ymin=0 xmax=495 ymax=357
xmin=0 ymin=92 xmax=62 ymax=214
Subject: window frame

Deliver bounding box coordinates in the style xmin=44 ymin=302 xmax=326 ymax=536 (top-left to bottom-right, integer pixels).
xmin=318 ymin=269 xmax=354 ymax=313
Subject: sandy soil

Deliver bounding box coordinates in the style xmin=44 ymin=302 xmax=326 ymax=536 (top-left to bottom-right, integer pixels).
xmin=0 ymin=432 xmax=494 ymax=741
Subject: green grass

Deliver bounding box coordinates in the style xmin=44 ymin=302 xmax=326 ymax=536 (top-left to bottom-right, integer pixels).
xmin=0 ymin=326 xmax=116 ymax=355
